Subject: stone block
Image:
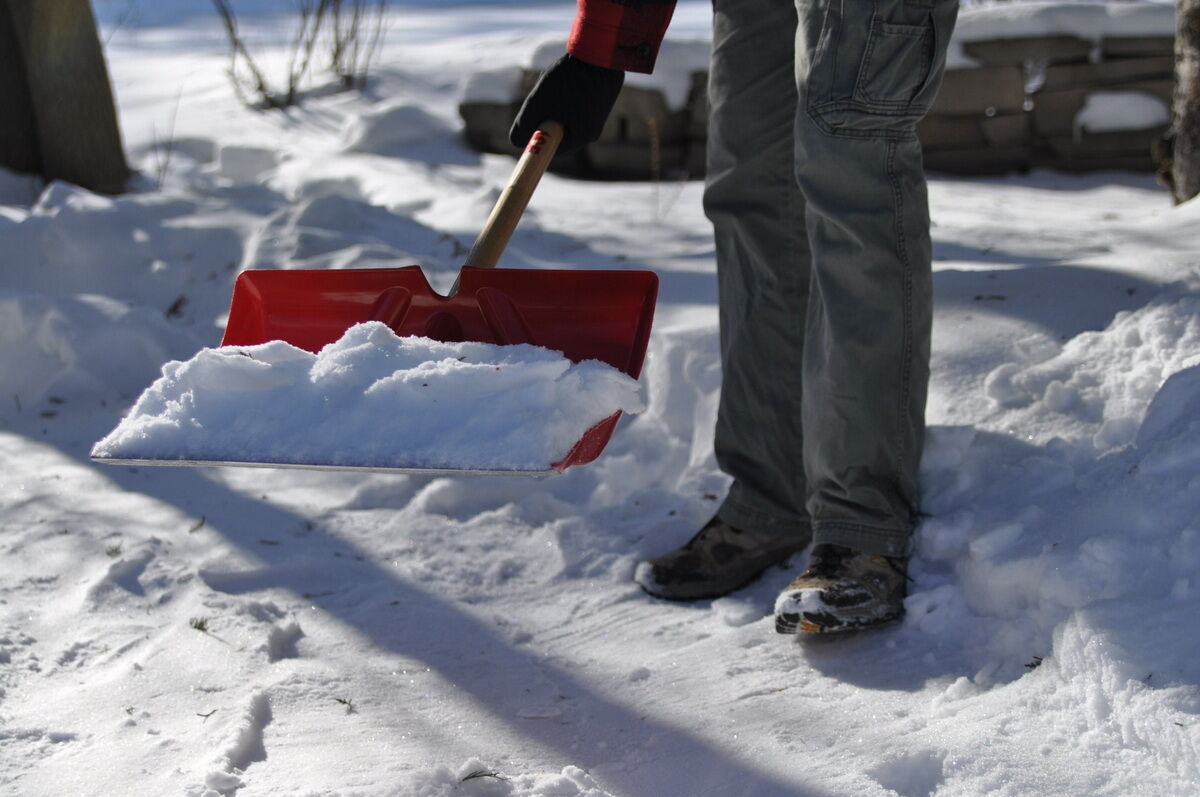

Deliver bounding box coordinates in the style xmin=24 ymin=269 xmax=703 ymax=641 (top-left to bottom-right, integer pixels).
xmin=1030 ymin=87 xmax=1088 ymax=137
xmin=918 ymin=113 xmax=1030 ymax=151
xmin=1032 ymin=84 xmax=1172 ymax=138
xmin=982 ymin=114 xmax=1032 ymax=148
xmin=1034 ymin=151 xmax=1158 ymax=173
xmin=1116 ymin=79 xmax=1175 ymax=104
xmin=1042 ymin=125 xmax=1168 ymax=160
xmin=1102 ymin=37 xmax=1175 ymax=59
xmin=932 ymin=67 xmax=1027 ymax=115
xmin=919 ymin=115 xmax=989 ymax=149
xmin=584 ymin=141 xmax=694 ymax=181
xmin=599 ymin=85 xmax=689 ymax=145
xmin=961 ymin=36 xmax=1092 ymax=67
xmin=458 ymin=101 xmax=521 ymax=155
xmin=1041 ymin=57 xmax=1173 ymax=91
xmin=923 ymin=147 xmax=1031 ymax=175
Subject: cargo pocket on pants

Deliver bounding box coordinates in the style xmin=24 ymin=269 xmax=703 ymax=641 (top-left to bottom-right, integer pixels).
xmin=855 ymin=21 xmax=933 ymax=107
xmin=805 ymin=0 xmax=956 ymax=140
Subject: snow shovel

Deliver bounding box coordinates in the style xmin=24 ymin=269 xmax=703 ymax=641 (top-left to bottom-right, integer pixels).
xmin=94 ymin=122 xmax=658 ymax=474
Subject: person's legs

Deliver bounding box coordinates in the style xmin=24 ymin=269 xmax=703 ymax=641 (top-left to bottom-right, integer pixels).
xmin=793 ymin=0 xmax=956 ymax=557
xmin=776 ymin=0 xmax=958 ymax=632
xmin=706 ymin=0 xmax=811 ymax=538
xmin=637 ymin=0 xmax=812 ymax=600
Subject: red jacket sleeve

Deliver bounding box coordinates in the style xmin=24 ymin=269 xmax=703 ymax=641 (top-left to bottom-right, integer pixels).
xmin=567 ymin=0 xmax=677 ymax=74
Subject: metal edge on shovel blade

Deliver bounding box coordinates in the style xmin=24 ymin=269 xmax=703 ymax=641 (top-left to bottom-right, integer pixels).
xmin=89 ymin=454 xmax=558 ymax=477
xmin=90 ymin=411 xmax=624 ymax=475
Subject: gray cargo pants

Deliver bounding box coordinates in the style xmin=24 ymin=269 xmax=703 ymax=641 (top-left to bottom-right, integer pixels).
xmin=706 ymin=0 xmax=958 ymax=558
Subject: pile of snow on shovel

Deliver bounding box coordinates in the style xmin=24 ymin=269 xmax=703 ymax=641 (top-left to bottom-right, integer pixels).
xmin=92 ymin=321 xmax=645 ymax=471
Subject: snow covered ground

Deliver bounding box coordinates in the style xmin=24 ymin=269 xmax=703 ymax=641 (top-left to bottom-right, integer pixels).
xmin=2 ymin=1 xmax=1198 ymax=795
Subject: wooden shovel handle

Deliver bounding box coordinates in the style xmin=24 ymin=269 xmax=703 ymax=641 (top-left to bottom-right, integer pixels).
xmin=463 ymin=121 xmax=564 ymax=269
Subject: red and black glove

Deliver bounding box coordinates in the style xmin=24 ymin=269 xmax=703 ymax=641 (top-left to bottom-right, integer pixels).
xmin=509 ymin=53 xmax=624 ymax=156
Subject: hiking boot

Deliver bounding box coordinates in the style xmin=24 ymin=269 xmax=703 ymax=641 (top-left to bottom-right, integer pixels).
xmin=774 ymin=543 xmax=908 ymax=634
xmin=635 ymin=515 xmax=810 ymax=601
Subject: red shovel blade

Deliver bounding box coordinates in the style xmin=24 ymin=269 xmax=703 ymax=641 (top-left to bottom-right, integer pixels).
xmin=220 ymin=266 xmax=658 ymax=471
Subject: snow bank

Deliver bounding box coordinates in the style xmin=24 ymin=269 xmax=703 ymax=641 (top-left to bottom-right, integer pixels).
xmin=981 ymin=291 xmax=1200 ymax=452
xmin=915 ymin=359 xmax=1200 ymax=684
xmin=0 ymin=179 xmax=244 ymax=326
xmin=91 ymin=321 xmax=645 ymax=471
xmin=0 ymin=289 xmax=194 ymax=407
xmin=342 ymin=103 xmax=453 ymax=155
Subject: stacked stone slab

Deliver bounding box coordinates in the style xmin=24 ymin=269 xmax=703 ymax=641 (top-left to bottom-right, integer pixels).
xmin=920 ymin=35 xmax=1173 ymax=175
xmin=460 ymin=36 xmax=1173 ymax=179
xmin=585 ymin=71 xmax=708 ymax=180
xmin=459 ymin=67 xmax=707 ymax=181
xmin=458 ymin=69 xmax=534 ymax=158
xmin=920 ymin=53 xmax=1033 ymax=175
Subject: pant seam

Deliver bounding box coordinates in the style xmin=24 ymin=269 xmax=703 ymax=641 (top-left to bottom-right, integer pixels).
xmin=815 ymin=520 xmax=910 ymax=536
xmin=784 ymin=104 xmax=806 ymax=516
xmin=886 ymin=139 xmax=913 ymax=494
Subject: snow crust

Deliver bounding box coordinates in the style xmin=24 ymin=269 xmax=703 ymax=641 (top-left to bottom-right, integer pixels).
xmin=955 ymin=0 xmax=1174 ymax=43
xmin=950 ymin=0 xmax=1176 ymax=67
xmin=2 ymin=2 xmax=1199 ymax=796
xmin=91 ymin=322 xmax=645 ymax=471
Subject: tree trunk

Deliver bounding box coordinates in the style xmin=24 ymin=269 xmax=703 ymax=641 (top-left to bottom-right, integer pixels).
xmin=1169 ymin=0 xmax=1200 ymax=204
xmin=0 ymin=0 xmax=129 ymax=194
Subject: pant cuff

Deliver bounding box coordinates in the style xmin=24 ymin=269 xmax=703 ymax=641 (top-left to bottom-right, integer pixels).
xmin=813 ymin=522 xmax=913 ymax=558
xmin=717 ymin=495 xmax=812 ymax=542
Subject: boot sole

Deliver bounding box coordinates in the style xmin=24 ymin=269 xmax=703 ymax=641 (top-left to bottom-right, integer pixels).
xmin=638 ymin=568 xmax=768 ymax=602
xmin=775 ymin=609 xmax=903 ymax=635
xmin=635 ymin=553 xmax=804 ymax=603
